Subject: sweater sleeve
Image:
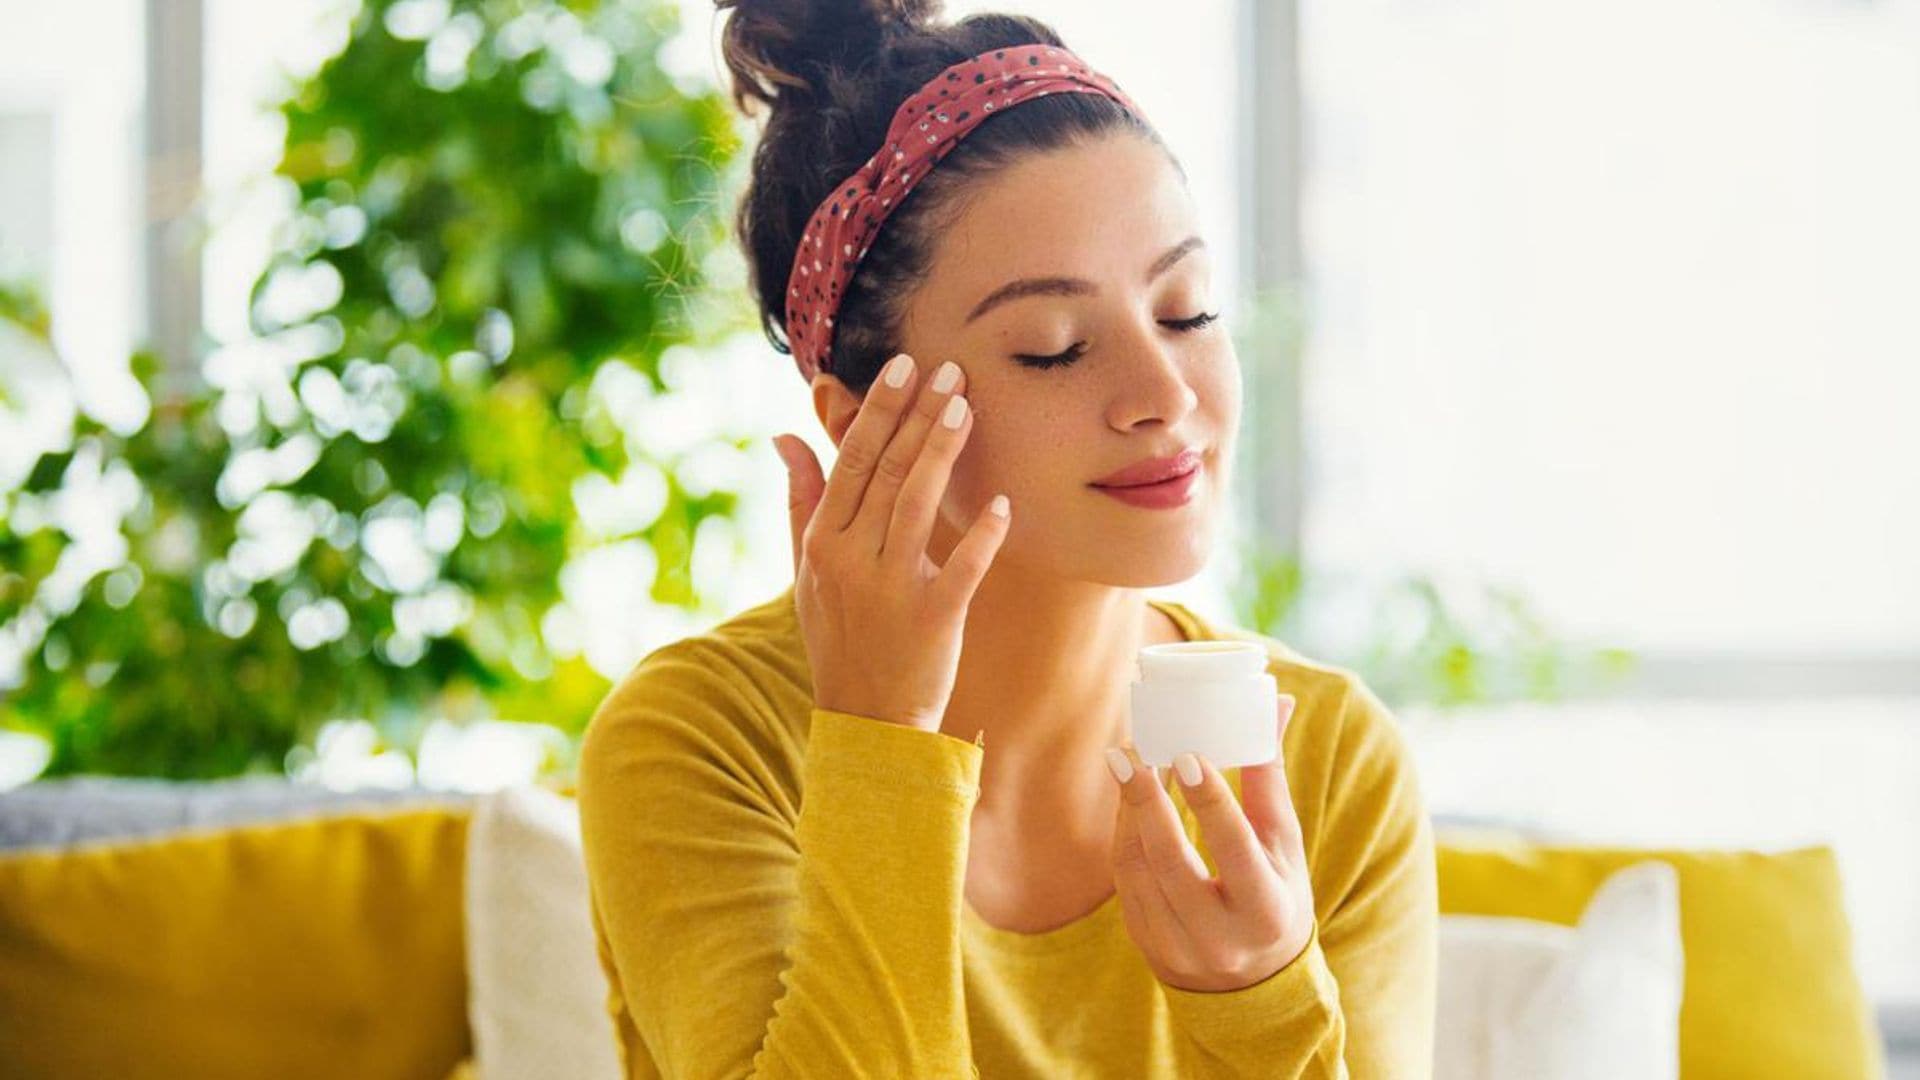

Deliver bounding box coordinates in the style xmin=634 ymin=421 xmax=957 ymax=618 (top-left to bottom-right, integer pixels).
xmin=576 ymin=644 xmax=985 ymax=1080
xmin=1156 ymin=676 xmax=1439 ymax=1079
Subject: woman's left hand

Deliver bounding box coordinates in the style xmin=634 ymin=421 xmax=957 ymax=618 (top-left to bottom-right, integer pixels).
xmin=1104 ymin=697 xmax=1314 ymax=993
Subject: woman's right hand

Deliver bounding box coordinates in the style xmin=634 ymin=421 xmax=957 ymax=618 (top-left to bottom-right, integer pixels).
xmin=771 ymin=352 xmax=1012 ymax=735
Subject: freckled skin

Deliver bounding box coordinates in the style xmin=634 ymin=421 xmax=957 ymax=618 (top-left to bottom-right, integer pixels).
xmin=807 ymin=131 xmax=1240 ymax=884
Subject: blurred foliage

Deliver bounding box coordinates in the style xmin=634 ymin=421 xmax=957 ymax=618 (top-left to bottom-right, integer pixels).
xmin=1232 ymin=543 xmax=1638 ymax=709
xmin=0 ymin=0 xmax=752 ymax=779
xmin=0 ymin=278 xmax=49 ymax=343
xmin=1224 ymin=287 xmax=1638 ymax=710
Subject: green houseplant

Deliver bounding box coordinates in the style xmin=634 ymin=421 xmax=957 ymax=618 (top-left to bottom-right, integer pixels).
xmin=1 ymin=0 xmax=755 ymax=780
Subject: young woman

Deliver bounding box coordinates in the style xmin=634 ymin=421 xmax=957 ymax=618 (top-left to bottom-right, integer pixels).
xmin=576 ymin=2 xmax=1438 ymax=1076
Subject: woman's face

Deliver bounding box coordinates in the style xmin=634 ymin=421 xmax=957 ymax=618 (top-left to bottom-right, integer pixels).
xmin=892 ymin=131 xmax=1240 ymax=588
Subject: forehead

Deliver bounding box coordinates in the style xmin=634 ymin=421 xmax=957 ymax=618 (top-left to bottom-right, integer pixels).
xmin=911 ymin=132 xmax=1202 ymax=323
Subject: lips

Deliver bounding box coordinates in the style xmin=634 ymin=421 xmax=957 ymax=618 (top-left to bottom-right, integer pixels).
xmin=1090 ymin=448 xmax=1203 ymax=488
xmin=1091 ymin=463 xmax=1201 ymax=509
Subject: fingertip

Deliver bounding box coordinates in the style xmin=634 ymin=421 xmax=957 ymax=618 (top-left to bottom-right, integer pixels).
xmin=777 ymin=433 xmax=818 ymax=475
xmin=1122 ymin=747 xmax=1162 ymax=791
xmin=880 ymin=352 xmax=914 ymax=389
xmin=1172 ymin=752 xmax=1200 ymax=790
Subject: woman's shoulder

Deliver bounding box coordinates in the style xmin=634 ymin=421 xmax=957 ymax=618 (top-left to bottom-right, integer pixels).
xmin=601 ymin=584 xmax=806 ymax=696
xmin=578 ymin=586 xmax=812 ymax=778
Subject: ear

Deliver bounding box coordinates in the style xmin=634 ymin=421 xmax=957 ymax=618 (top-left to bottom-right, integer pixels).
xmin=811 ymin=372 xmax=862 ymax=449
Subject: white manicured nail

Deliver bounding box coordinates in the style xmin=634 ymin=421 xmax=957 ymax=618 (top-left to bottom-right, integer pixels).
xmin=987 ymin=494 xmax=1009 ymax=517
xmin=1174 ymin=753 xmax=1202 ymax=788
xmin=1105 ymin=748 xmax=1134 ymax=785
xmin=932 ymin=360 xmax=960 ymax=393
xmin=942 ymin=394 xmax=968 ymax=428
xmin=883 ymin=353 xmax=913 ymax=388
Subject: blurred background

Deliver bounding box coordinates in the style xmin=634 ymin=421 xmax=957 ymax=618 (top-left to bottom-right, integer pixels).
xmin=1 ymin=0 xmax=1915 ymax=1057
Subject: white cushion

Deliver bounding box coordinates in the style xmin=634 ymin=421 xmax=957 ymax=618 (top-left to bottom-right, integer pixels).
xmin=464 ymin=785 xmax=622 ymax=1080
xmin=1435 ymin=860 xmax=1685 ymax=1080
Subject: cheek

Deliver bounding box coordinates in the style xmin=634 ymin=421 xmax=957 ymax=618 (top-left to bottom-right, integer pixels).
xmin=1203 ymin=349 xmax=1243 ymax=424
xmin=942 ymin=408 xmax=998 ymax=506
xmin=1188 ymin=351 xmax=1242 ymax=485
xmin=949 ymin=399 xmax=1061 ymax=504
xmin=1221 ymin=370 xmax=1243 ymax=424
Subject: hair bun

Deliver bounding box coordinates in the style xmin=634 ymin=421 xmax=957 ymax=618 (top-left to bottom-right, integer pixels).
xmin=718 ymin=0 xmax=944 ymax=115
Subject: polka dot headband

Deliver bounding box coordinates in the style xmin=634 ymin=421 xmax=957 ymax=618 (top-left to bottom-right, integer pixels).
xmin=782 ymin=43 xmax=1143 ymax=384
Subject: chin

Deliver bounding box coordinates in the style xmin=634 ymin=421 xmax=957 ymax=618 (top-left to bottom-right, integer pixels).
xmin=1070 ymin=519 xmax=1216 ymax=588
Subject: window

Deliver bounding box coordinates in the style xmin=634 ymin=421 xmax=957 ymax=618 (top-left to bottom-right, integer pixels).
xmin=1296 ymin=0 xmax=1920 ymax=691
xmin=0 ymin=0 xmax=145 ymax=433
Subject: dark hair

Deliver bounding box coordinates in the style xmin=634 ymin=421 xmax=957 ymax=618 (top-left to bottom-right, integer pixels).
xmin=716 ymin=0 xmax=1171 ymax=392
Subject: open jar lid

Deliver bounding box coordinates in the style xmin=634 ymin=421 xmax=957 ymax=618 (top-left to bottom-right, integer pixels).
xmin=1135 ymin=640 xmax=1269 ymax=681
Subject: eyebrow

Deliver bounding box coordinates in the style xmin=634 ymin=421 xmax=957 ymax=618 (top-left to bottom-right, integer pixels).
xmin=963 ymin=235 xmax=1206 ymax=325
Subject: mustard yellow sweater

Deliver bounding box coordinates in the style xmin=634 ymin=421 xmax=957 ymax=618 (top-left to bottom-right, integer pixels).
xmin=577 ymin=586 xmax=1437 ymax=1078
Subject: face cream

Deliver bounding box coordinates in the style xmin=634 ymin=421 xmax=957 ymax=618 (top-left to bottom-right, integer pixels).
xmin=1127 ymin=641 xmax=1289 ymax=768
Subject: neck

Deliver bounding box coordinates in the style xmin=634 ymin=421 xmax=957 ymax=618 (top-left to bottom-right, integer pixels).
xmin=930 ymin=523 xmax=1183 ymax=821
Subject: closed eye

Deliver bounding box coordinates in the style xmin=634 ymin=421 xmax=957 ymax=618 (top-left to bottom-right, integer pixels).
xmin=1164 ymin=310 xmax=1220 ymax=333
xmin=1012 ymin=310 xmax=1222 ymax=370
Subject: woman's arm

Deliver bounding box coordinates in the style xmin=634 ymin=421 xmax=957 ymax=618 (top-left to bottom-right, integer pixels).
xmin=1155 ymin=675 xmax=1439 ymax=1079
xmin=577 ymin=642 xmax=985 ymax=1079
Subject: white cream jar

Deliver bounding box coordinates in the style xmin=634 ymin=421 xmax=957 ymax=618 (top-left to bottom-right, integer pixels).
xmin=1127 ymin=641 xmax=1288 ymax=768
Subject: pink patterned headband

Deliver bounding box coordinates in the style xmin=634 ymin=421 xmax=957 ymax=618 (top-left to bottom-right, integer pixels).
xmin=782 ymin=43 xmax=1143 ymax=384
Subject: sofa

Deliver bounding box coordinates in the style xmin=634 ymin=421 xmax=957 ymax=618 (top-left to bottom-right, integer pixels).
xmin=0 ymin=775 xmax=1892 ymax=1079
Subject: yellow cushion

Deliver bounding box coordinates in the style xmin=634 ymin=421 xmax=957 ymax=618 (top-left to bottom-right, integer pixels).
xmin=1437 ymin=833 xmax=1885 ymax=1080
xmin=0 ymin=806 xmax=473 ymax=1080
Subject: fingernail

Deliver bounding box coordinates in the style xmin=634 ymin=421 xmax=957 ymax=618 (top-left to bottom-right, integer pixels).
xmin=987 ymin=493 xmax=1009 ymax=517
xmin=1174 ymin=752 xmax=1201 ymax=788
xmin=942 ymin=394 xmax=968 ymax=429
xmin=883 ymin=353 xmax=913 ymax=388
xmin=932 ymin=360 xmax=960 ymax=393
xmin=771 ymin=435 xmax=796 ymax=470
xmin=1104 ymin=747 xmax=1133 ymax=785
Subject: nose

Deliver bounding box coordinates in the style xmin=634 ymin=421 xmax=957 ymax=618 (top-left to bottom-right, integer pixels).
xmin=1104 ymin=318 xmax=1199 ymax=434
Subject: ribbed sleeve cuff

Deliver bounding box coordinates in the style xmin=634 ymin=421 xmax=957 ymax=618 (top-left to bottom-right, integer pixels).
xmin=1159 ymin=920 xmax=1343 ymax=1054
xmin=805 ymin=708 xmax=984 ymax=802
